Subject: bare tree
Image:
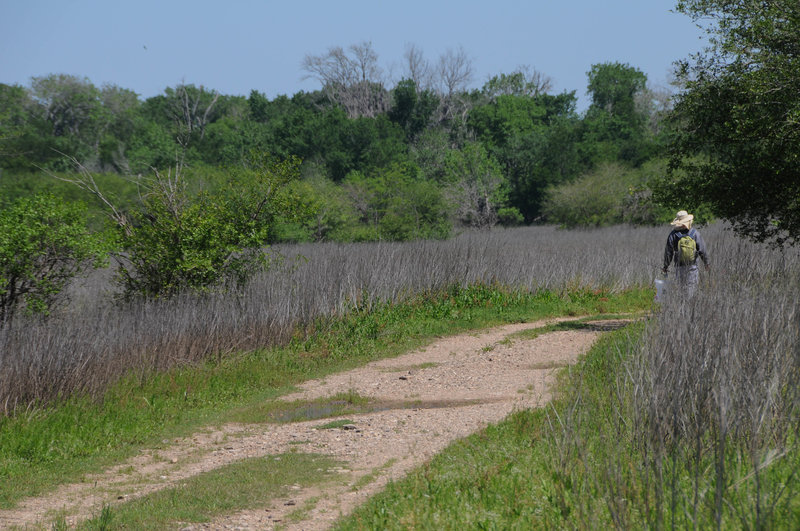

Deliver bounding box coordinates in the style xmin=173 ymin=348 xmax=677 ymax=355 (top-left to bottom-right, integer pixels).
xmin=169 ymin=84 xmax=220 ymax=151
xmin=402 ymin=43 xmax=434 ymax=90
xmin=431 ymin=46 xmax=475 ymax=127
xmin=350 ymin=41 xmax=381 ymax=83
xmin=437 ymin=46 xmax=474 ymax=97
xmin=520 ymin=65 xmax=552 ymax=95
xmin=44 ymin=153 xmax=132 ymax=235
xmin=302 ymin=41 xmax=390 ymax=118
xmin=635 ymin=83 xmax=674 ymax=136
xmin=447 ymin=176 xmax=501 ymax=229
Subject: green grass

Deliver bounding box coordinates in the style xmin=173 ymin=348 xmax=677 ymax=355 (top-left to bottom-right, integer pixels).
xmin=75 ymin=452 xmax=342 ymax=530
xmin=0 ymin=284 xmax=653 ymax=510
xmin=335 ymin=326 xmax=643 ymax=530
xmin=336 ymin=409 xmax=561 ymax=530
xmin=336 ymin=320 xmax=800 ymax=530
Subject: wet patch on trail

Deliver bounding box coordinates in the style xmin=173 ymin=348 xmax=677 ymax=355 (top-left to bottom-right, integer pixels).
xmin=268 ymin=397 xmax=500 ymax=423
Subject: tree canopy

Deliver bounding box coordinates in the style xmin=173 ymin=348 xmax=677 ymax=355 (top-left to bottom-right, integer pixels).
xmin=0 ymin=43 xmax=676 ymax=248
xmin=662 ymin=0 xmax=800 ymax=245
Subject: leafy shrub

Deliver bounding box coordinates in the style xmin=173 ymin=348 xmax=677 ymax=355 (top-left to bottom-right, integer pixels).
xmin=0 ymin=194 xmax=107 ymax=322
xmin=543 ymin=160 xmax=671 ymax=228
xmin=113 ymin=156 xmax=308 ymax=299
xmin=342 ymin=164 xmax=451 ymax=242
xmin=443 ymin=142 xmax=510 ymax=229
xmin=496 ymin=206 xmax=524 ymax=226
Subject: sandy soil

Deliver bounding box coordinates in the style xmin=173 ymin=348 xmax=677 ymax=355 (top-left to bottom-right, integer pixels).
xmin=0 ymin=317 xmax=630 ymax=530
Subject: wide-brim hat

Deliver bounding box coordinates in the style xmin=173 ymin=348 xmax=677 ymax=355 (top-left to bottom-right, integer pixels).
xmin=670 ymin=210 xmax=694 ymax=227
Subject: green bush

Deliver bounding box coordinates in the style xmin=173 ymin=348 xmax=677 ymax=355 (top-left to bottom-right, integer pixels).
xmin=0 ymin=194 xmax=107 ymax=322
xmin=342 ymin=164 xmax=451 ymax=242
xmin=543 ymin=160 xmax=671 ymax=228
xmin=497 ymin=206 xmax=524 ymax=226
xmin=112 ymin=155 xmax=310 ymax=299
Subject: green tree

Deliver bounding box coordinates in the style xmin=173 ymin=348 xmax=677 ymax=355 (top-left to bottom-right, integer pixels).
xmin=586 ymin=62 xmax=646 ymax=117
xmin=661 ymin=0 xmax=800 ymax=245
xmin=342 ymin=163 xmax=450 ymax=241
xmin=282 ymin=174 xmax=357 ymax=242
xmin=304 ymin=110 xmax=408 ymax=182
xmin=342 ymin=114 xmax=408 ymax=176
xmin=0 ymin=194 xmax=107 ymax=322
xmin=468 ymin=91 xmax=581 ymax=221
xmin=243 ymin=92 xmax=319 ymax=162
xmin=443 ymin=142 xmax=513 ymax=229
xmin=388 ymin=79 xmax=439 ymax=142
xmin=0 ymin=83 xmax=40 ymax=170
xmin=126 ymin=116 xmax=177 ymax=172
xmin=341 ymin=170 xmax=383 ymax=239
xmin=481 ymin=67 xmax=552 ymax=101
xmin=248 ymin=89 xmax=271 ymax=122
xmin=61 ymin=155 xmax=307 ymax=299
xmin=409 ymin=127 xmax=451 ymax=183
xmin=201 ymin=117 xmax=264 ymax=167
xmin=27 ymin=74 xmax=110 ymax=169
xmin=580 ymin=62 xmax=652 ymax=166
xmin=96 ymin=84 xmax=141 ymax=172
xmin=380 ymin=176 xmax=450 ymax=241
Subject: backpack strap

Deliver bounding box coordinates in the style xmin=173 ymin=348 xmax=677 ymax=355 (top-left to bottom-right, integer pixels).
xmin=672 ymin=228 xmax=691 ymax=250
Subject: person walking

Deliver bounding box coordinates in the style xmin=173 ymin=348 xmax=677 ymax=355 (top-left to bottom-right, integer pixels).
xmin=661 ymin=210 xmax=710 ymax=297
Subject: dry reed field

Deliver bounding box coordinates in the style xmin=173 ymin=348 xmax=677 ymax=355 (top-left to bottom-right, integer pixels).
xmin=630 ymin=240 xmax=799 ymax=527
xmin=1 ymin=222 xmax=798 ymax=527
xmin=1 ymin=225 xmax=662 ymax=411
xmin=545 ymin=227 xmax=800 ymax=528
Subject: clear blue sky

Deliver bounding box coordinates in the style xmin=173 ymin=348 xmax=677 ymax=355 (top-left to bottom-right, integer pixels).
xmin=0 ymin=0 xmax=705 ymax=111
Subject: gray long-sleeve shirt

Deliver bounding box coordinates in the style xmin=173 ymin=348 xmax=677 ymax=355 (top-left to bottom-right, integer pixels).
xmin=663 ymin=227 xmax=709 ymax=271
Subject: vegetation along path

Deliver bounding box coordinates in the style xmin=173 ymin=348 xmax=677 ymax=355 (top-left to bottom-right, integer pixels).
xmin=2 ymin=316 xmax=632 ymax=530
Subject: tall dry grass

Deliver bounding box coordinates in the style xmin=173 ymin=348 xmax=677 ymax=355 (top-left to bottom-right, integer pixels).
xmin=633 ymin=234 xmax=799 ymax=528
xmin=0 ymin=224 xmax=666 ymax=412
xmin=549 ymin=227 xmax=800 ymax=528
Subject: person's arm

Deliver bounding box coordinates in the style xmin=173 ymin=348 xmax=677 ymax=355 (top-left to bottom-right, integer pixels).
xmin=662 ymin=233 xmax=674 ymax=274
xmin=694 ymin=230 xmax=710 ymax=268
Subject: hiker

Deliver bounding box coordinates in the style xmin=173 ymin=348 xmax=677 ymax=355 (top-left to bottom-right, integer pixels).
xmin=661 ymin=210 xmax=710 ymax=297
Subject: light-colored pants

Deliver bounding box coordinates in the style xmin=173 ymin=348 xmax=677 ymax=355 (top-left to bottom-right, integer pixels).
xmin=674 ymin=265 xmax=699 ymax=298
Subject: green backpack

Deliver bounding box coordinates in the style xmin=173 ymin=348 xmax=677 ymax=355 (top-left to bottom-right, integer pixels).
xmin=677 ymin=230 xmax=697 ymax=266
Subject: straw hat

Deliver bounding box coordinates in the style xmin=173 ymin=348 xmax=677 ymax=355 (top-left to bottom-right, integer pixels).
xmin=670 ymin=210 xmax=694 ymax=227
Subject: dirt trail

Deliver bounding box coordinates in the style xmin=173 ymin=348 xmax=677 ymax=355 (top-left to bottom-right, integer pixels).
xmin=1 ymin=317 xmax=630 ymax=530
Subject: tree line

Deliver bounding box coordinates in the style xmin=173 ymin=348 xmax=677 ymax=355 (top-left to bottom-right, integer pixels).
xmin=1 ymin=0 xmax=798 ymax=321
xmin=0 ymin=43 xmax=672 ymax=234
